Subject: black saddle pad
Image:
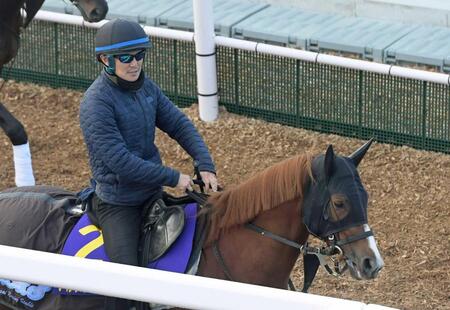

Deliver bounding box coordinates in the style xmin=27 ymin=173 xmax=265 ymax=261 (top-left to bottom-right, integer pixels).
xmin=0 ymin=186 xmax=79 ymax=253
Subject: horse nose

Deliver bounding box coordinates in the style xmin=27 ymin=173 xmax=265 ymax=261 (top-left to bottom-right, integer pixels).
xmin=89 ymin=2 xmax=108 ymax=22
xmin=88 ymin=9 xmax=102 ymax=22
xmin=88 ymin=3 xmax=108 ymax=22
xmin=362 ymin=257 xmax=383 ymax=278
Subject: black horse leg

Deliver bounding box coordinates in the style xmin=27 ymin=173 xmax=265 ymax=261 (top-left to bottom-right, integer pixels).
xmin=0 ymin=101 xmax=28 ymax=145
xmin=0 ymin=99 xmax=35 ymax=186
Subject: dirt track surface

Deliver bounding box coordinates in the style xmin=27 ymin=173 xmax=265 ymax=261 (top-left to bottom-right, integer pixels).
xmin=0 ymin=80 xmax=449 ymax=310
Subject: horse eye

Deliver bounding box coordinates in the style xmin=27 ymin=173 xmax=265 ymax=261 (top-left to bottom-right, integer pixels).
xmin=334 ymin=202 xmax=344 ymax=209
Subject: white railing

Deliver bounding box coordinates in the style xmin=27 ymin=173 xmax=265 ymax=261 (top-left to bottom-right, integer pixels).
xmin=0 ymin=245 xmax=396 ymax=310
xmin=35 ymin=10 xmax=450 ymax=86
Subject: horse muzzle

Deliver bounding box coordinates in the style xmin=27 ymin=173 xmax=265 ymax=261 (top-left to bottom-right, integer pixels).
xmin=347 ymin=255 xmax=384 ymax=280
xmin=73 ymin=1 xmax=108 ymax=23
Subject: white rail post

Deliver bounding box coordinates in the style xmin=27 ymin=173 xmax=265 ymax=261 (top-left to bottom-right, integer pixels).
xmin=193 ymin=0 xmax=219 ymax=121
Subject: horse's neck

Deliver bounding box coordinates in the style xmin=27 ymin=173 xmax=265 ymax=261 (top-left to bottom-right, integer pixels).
xmin=0 ymin=0 xmax=22 ymax=18
xmin=253 ymin=198 xmax=308 ymax=246
xmin=200 ymin=198 xmax=309 ymax=288
xmin=0 ymin=9 xmax=20 ymax=28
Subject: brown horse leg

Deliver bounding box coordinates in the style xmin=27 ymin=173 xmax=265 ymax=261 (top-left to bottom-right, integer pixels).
xmin=0 ymin=101 xmax=28 ymax=145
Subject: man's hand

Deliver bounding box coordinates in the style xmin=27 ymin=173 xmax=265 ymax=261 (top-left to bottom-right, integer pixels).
xmin=200 ymin=171 xmax=219 ymax=192
xmin=177 ymin=173 xmax=194 ymax=191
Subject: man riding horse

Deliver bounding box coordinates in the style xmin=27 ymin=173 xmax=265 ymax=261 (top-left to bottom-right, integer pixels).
xmin=79 ymin=19 xmax=219 ymax=309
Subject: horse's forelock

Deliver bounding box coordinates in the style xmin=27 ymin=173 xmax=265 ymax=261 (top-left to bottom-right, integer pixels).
xmin=204 ymin=154 xmax=313 ymax=244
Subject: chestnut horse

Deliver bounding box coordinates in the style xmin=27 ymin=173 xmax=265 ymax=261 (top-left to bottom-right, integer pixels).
xmin=0 ymin=0 xmax=108 ymax=146
xmin=0 ymin=140 xmax=384 ymax=310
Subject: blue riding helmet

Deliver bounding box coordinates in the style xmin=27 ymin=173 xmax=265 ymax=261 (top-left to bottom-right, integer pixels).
xmin=95 ymin=19 xmax=152 ymax=74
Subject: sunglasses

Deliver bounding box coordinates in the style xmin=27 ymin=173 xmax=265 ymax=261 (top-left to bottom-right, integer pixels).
xmin=114 ymin=50 xmax=146 ymax=63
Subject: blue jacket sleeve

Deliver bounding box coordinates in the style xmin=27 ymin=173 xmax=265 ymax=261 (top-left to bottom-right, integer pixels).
xmin=80 ymin=97 xmax=180 ymax=187
xmin=153 ymin=84 xmax=216 ymax=173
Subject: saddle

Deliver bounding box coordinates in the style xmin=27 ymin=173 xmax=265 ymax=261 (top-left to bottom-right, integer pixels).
xmin=139 ymin=191 xmax=209 ymax=266
xmin=139 ymin=198 xmax=185 ymax=266
xmin=74 ymin=188 xmax=207 ymax=268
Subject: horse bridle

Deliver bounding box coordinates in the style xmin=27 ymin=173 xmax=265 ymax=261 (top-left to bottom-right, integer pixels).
xmin=247 ymin=222 xmax=373 ymax=276
xmin=211 ymin=221 xmax=374 ymax=285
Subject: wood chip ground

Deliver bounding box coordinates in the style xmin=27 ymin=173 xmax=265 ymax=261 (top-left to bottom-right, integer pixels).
xmin=0 ymin=80 xmax=449 ymax=310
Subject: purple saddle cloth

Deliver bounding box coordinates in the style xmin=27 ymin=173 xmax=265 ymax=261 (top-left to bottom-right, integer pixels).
xmin=55 ymin=203 xmax=197 ymax=295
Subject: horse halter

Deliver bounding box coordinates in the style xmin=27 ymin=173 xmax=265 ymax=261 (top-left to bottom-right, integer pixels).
xmin=323 ymin=229 xmax=374 ymax=275
xmin=245 ymin=222 xmax=374 ymax=277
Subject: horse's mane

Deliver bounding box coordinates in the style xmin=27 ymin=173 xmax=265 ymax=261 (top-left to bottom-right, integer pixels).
xmin=204 ymin=153 xmax=313 ymax=244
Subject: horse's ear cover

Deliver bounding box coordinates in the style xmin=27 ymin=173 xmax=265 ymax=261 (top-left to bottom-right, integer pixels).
xmin=302 ymin=143 xmax=369 ymax=238
xmin=348 ymin=139 xmax=373 ymax=167
xmin=324 ymin=145 xmax=335 ymax=181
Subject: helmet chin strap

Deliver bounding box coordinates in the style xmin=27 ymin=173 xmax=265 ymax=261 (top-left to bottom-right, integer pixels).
xmin=104 ymin=55 xmax=115 ymax=75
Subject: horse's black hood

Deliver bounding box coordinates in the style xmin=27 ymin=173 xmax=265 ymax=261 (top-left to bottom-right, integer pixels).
xmin=302 ymin=147 xmax=369 ymax=239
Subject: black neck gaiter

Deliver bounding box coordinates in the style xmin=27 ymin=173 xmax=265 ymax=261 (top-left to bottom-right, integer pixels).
xmin=105 ymin=69 xmax=145 ymax=91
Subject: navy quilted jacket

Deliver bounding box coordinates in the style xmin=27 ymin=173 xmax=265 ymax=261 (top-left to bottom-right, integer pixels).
xmin=79 ymin=71 xmax=215 ymax=205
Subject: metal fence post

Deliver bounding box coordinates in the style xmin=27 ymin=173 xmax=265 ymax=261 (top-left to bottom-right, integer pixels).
xmin=358 ymin=70 xmax=363 ymax=137
xmin=422 ymin=81 xmax=428 ymax=148
xmin=173 ymin=40 xmax=179 ymax=103
xmin=54 ymin=23 xmax=59 ymax=76
xmin=296 ymin=59 xmax=301 ymax=126
xmin=234 ymin=49 xmax=239 ymax=108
